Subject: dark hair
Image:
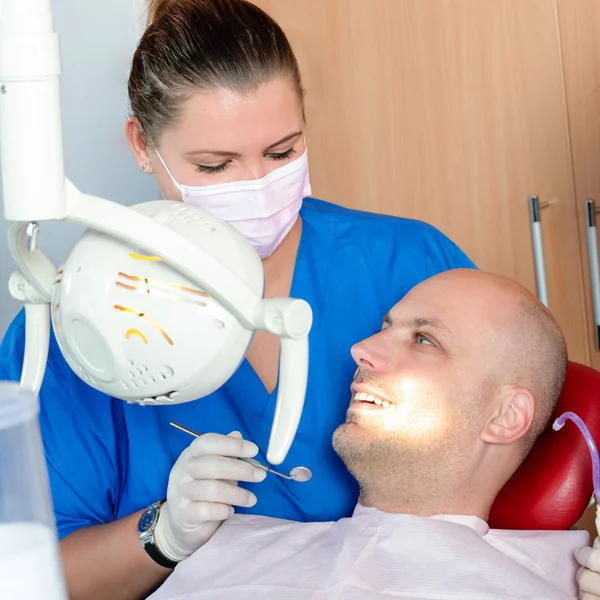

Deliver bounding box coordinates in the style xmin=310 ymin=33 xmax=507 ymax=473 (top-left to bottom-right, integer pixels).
xmin=128 ymin=0 xmax=304 ymax=144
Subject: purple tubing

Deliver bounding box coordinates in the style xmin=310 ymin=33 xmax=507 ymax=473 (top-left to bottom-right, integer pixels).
xmin=553 ymin=411 xmax=600 ymax=502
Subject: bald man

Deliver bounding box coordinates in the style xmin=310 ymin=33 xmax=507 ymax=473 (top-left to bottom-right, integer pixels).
xmin=333 ymin=268 xmax=567 ymax=520
xmin=150 ymin=270 xmax=586 ymax=600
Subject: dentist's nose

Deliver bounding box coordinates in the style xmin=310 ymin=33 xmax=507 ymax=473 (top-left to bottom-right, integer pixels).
xmin=245 ymin=159 xmax=270 ymax=181
xmin=249 ymin=166 xmax=267 ymax=180
xmin=233 ymin=159 xmax=266 ymax=181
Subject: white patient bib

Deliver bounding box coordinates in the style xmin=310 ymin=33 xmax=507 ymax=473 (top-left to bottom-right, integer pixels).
xmin=149 ymin=505 xmax=586 ymax=600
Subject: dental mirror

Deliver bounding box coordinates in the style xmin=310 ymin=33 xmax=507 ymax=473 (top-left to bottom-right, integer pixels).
xmin=169 ymin=421 xmax=313 ymax=482
xmin=289 ymin=466 xmax=312 ymax=482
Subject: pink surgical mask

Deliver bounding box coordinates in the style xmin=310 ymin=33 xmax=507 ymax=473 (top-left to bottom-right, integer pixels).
xmin=155 ymin=148 xmax=311 ymax=258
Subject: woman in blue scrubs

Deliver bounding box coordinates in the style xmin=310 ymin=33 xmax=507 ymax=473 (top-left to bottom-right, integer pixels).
xmin=0 ymin=1 xmax=475 ymax=598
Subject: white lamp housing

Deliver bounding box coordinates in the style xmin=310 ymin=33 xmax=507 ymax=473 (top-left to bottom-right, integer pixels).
xmin=51 ymin=200 xmax=266 ymax=404
xmin=0 ymin=0 xmax=312 ymax=465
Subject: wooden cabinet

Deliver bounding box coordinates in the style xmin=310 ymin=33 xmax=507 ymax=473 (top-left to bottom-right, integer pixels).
xmin=559 ymin=0 xmax=600 ymax=371
xmin=253 ymin=0 xmax=600 ymax=367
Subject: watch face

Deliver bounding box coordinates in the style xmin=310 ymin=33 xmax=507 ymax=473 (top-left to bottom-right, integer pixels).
xmin=138 ymin=505 xmax=158 ymax=534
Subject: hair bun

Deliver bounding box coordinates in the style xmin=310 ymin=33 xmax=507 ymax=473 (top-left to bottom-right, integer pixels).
xmin=147 ymin=0 xmax=176 ymax=27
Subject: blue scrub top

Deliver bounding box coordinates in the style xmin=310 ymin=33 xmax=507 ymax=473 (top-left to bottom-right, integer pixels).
xmin=0 ymin=198 xmax=475 ymax=540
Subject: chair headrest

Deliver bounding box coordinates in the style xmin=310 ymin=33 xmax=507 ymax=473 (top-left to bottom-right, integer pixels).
xmin=489 ymin=362 xmax=600 ymax=530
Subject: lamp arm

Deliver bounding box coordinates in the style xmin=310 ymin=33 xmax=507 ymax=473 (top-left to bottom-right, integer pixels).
xmin=0 ymin=0 xmax=313 ymax=466
xmin=64 ymin=180 xmax=261 ymax=329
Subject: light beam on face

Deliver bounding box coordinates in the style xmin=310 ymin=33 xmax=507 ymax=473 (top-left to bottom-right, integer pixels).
xmin=348 ymin=376 xmax=443 ymax=440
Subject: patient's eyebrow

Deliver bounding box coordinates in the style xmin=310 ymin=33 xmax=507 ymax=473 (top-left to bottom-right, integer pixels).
xmin=405 ymin=317 xmax=449 ymax=332
xmin=385 ymin=315 xmax=453 ymax=339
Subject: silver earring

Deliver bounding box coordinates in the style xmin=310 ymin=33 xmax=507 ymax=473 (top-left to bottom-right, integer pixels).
xmin=141 ymin=162 xmax=147 ymax=172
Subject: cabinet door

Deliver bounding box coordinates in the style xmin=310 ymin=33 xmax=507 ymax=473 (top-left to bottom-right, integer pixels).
xmin=559 ymin=0 xmax=600 ymax=370
xmin=254 ymin=0 xmax=589 ymax=363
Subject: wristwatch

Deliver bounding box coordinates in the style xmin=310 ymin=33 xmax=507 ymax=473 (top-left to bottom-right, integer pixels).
xmin=138 ymin=501 xmax=179 ymax=569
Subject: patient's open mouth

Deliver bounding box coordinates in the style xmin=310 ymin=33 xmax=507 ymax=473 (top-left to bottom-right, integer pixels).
xmin=352 ymin=392 xmax=393 ymax=409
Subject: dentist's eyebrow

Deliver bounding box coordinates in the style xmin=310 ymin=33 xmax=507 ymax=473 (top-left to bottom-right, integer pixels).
xmin=264 ymin=131 xmax=303 ymax=151
xmin=184 ymin=148 xmax=242 ymax=158
xmin=183 ymin=131 xmax=302 ymax=159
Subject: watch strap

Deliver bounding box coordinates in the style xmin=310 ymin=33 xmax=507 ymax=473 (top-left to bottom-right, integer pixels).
xmin=143 ymin=539 xmax=179 ymax=570
xmin=139 ymin=501 xmax=179 ymax=570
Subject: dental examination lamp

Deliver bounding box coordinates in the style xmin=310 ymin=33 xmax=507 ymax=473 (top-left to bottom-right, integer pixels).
xmin=0 ymin=0 xmax=312 ymax=465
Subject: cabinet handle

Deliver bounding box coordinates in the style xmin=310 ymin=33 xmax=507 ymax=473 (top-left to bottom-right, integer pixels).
xmin=586 ymin=199 xmax=600 ymax=350
xmin=529 ymin=195 xmax=549 ymax=307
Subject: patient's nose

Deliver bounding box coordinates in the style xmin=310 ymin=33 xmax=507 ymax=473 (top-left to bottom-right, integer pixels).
xmin=351 ymin=337 xmax=393 ymax=373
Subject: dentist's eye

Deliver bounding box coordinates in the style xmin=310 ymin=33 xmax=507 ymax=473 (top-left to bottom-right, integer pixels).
xmin=416 ymin=333 xmax=434 ymax=346
xmin=265 ymin=147 xmax=297 ymax=161
xmin=194 ymin=160 xmax=231 ymax=174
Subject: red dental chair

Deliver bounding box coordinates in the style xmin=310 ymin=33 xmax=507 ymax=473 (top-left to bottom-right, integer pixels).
xmin=489 ymin=361 xmax=600 ymax=531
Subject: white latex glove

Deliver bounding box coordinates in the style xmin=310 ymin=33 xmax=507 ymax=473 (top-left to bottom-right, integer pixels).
xmin=154 ymin=431 xmax=267 ymax=563
xmin=576 ymin=537 xmax=600 ymax=599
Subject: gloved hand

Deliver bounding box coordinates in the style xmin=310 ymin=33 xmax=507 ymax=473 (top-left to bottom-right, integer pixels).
xmin=576 ymin=537 xmax=600 ymax=599
xmin=154 ymin=431 xmax=267 ymax=563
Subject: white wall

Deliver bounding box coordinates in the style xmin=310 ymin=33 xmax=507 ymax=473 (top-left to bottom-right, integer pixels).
xmin=0 ymin=0 xmax=159 ymax=335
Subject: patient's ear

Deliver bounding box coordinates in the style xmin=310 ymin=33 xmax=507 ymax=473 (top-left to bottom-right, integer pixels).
xmin=480 ymin=385 xmax=535 ymax=445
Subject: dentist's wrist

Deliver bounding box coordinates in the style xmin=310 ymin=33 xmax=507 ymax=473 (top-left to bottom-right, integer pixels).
xmin=137 ymin=500 xmax=181 ymax=569
xmin=153 ymin=502 xmax=192 ymax=563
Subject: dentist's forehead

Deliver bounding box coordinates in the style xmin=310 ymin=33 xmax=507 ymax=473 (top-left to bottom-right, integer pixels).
xmin=162 ymin=80 xmax=303 ymax=153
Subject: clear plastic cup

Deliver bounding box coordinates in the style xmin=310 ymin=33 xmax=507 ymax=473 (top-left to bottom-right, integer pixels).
xmin=0 ymin=381 xmax=67 ymax=599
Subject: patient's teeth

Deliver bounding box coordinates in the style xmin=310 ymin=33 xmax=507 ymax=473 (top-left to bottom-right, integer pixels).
xmin=352 ymin=391 xmax=390 ymax=406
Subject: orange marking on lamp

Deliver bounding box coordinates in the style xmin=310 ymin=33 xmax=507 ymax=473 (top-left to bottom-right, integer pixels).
xmin=119 ymin=272 xmax=138 ymax=281
xmin=125 ymin=329 xmax=148 ymax=344
xmin=114 ymin=305 xmax=174 ymax=345
xmin=53 ymin=303 xmax=62 ymax=333
xmin=117 ymin=272 xmax=209 ymax=297
xmin=128 ymin=252 xmax=162 ymax=262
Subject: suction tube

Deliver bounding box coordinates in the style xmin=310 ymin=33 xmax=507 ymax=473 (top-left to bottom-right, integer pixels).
xmin=553 ymin=411 xmax=600 ymax=503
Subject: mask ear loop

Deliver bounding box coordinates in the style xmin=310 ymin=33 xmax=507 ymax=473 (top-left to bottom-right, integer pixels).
xmin=148 ymin=137 xmax=183 ymax=192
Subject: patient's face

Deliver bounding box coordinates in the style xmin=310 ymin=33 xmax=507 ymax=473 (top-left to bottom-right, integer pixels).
xmin=333 ymin=273 xmax=504 ymax=491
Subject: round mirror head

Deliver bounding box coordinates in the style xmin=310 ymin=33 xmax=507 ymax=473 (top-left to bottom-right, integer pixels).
xmin=290 ymin=466 xmax=312 ymax=482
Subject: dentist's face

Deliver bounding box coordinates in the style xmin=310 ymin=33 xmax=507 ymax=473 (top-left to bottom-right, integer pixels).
xmin=332 ymin=271 xmax=504 ymax=481
xmin=128 ymin=78 xmax=305 ymax=201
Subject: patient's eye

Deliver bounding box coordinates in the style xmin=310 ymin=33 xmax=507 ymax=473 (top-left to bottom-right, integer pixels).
xmin=416 ymin=333 xmax=434 ymax=346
